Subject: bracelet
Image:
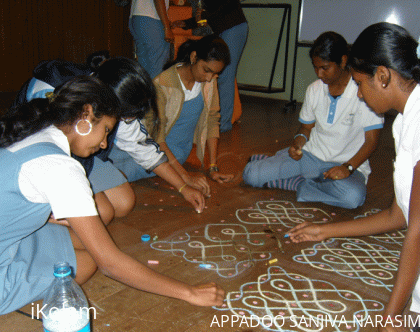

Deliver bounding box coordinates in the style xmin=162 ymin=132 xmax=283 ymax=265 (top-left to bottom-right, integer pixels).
xmin=209 ymin=166 xmax=219 ymax=173
xmin=197 ymin=19 xmax=207 ymax=25
xmin=209 ymin=163 xmax=217 ymax=167
xmin=178 ymin=184 xmax=187 ymax=193
xmin=294 ymin=133 xmax=308 ymax=142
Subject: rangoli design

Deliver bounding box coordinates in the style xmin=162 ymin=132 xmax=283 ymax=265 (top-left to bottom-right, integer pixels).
xmin=236 ymin=200 xmax=333 ymax=228
xmin=150 ymin=203 xmax=399 ymax=331
xmin=354 ymin=208 xmax=406 ymax=246
xmin=214 ymin=265 xmax=384 ymax=332
xmin=293 ymin=238 xmax=400 ymax=291
xmin=150 ymin=201 xmax=332 ymax=278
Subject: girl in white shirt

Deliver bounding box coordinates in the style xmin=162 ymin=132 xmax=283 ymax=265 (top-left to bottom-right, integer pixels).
xmin=288 ymin=23 xmax=420 ymax=331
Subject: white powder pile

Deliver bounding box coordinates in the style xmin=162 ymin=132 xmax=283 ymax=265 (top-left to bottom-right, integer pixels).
xmin=43 ymin=308 xmax=89 ymax=332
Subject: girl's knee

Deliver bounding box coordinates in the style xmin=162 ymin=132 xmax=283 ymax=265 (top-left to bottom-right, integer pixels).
xmin=94 ymin=193 xmax=115 ymax=225
xmin=242 ymin=163 xmax=261 ymax=187
xmin=115 ymin=184 xmax=136 ymax=217
xmin=344 ymin=188 xmax=366 ymax=209
xmin=74 ymin=249 xmax=98 ymax=285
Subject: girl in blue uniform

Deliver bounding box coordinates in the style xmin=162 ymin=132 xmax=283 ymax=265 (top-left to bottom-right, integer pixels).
xmin=13 ymin=56 xmax=207 ymax=217
xmin=0 ymin=75 xmax=224 ymax=315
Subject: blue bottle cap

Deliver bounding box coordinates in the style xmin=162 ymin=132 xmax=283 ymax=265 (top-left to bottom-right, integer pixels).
xmin=141 ymin=234 xmax=151 ymax=242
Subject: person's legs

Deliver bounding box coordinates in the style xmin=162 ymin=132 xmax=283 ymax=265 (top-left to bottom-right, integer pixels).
xmin=219 ymin=23 xmax=249 ymax=132
xmin=89 ymin=157 xmax=135 ymax=223
xmin=243 ymin=148 xmax=305 ymax=187
xmin=104 ymin=182 xmax=136 ymax=217
xmin=297 ymin=169 xmax=367 ymax=209
xmin=244 ymin=150 xmax=367 ymax=208
xmin=69 ymin=229 xmax=98 ymax=285
xmin=93 ymin=192 xmax=115 ymax=225
xmin=129 ymin=16 xmax=170 ymax=79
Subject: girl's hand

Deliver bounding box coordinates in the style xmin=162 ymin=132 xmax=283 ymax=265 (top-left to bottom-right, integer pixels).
xmin=164 ymin=28 xmax=175 ymax=43
xmin=323 ymin=165 xmax=350 ymax=180
xmin=288 ymin=144 xmax=303 ymax=161
xmin=186 ymin=282 xmax=225 ymax=307
xmin=48 ymin=213 xmax=70 ymax=227
xmin=183 ymin=173 xmax=211 ymax=197
xmin=210 ymin=171 xmax=234 ymax=183
xmin=180 ymin=185 xmax=205 ymax=213
xmin=287 ymin=221 xmax=326 ymax=243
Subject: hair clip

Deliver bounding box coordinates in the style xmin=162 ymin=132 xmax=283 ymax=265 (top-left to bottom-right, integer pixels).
xmin=45 ymin=91 xmax=56 ymax=103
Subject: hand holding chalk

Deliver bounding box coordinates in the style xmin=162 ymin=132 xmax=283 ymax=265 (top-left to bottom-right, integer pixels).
xmin=187 ymin=282 xmax=225 ymax=307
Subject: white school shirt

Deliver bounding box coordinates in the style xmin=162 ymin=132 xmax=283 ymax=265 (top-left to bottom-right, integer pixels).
xmin=299 ymin=78 xmax=384 ymax=181
xmin=392 ymin=84 xmax=420 ymax=312
xmin=130 ymin=0 xmax=170 ymax=20
xmin=8 ymin=126 xmax=98 ymax=219
xmin=114 ymin=120 xmax=167 ymax=170
xmin=25 ymin=80 xmax=166 ymax=171
xmin=177 ymin=67 xmax=202 ymax=101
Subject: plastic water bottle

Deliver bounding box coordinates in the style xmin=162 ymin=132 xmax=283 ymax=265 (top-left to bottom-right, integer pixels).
xmin=42 ymin=262 xmax=91 ymax=332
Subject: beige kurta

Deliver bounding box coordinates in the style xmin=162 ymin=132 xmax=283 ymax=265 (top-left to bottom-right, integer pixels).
xmin=142 ymin=64 xmax=220 ymax=164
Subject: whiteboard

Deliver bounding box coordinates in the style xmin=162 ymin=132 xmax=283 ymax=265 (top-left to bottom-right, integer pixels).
xmin=299 ymin=0 xmax=420 ymax=44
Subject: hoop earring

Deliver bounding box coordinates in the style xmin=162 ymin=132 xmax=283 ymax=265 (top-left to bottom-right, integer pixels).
xmin=75 ymin=119 xmax=92 ymax=136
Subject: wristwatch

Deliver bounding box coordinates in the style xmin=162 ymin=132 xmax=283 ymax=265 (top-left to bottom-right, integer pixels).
xmin=342 ymin=162 xmax=354 ymax=174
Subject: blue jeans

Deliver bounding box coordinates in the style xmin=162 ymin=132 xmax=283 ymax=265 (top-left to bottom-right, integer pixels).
xmin=129 ymin=16 xmax=170 ymax=79
xmin=218 ymin=23 xmax=249 ymax=132
xmin=243 ymin=148 xmax=367 ymax=209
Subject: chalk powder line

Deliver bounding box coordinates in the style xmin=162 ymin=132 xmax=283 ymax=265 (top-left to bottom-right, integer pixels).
xmin=213 ymin=265 xmax=384 ymax=332
xmin=293 ymin=238 xmax=400 ymax=292
xmin=150 ymin=201 xmax=333 ymax=278
xmin=149 ymin=202 xmax=401 ymax=331
xmin=212 ymin=206 xmax=402 ymax=331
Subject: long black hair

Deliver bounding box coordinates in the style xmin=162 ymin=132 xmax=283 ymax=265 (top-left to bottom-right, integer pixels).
xmin=164 ymin=34 xmax=231 ymax=70
xmin=349 ymin=22 xmax=420 ymax=83
xmin=94 ymin=57 xmax=157 ymax=120
xmin=0 ymin=75 xmax=120 ymax=148
xmin=309 ymin=31 xmax=349 ymax=67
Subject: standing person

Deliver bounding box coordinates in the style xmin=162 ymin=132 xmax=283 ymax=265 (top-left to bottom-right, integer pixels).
xmin=129 ymin=0 xmax=174 ymax=79
xmin=172 ymin=0 xmax=248 ymax=132
xmin=288 ymin=23 xmax=420 ymax=331
xmin=0 ymin=75 xmax=225 ymax=315
xmin=12 ymin=56 xmax=208 ymax=215
xmin=243 ymin=31 xmax=384 ymax=209
xmin=139 ymin=35 xmax=234 ymax=184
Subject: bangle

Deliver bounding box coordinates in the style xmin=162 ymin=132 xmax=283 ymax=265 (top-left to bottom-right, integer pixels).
xmin=209 ymin=166 xmax=219 ymax=173
xmin=197 ymin=19 xmax=207 ymax=25
xmin=209 ymin=164 xmax=217 ymax=167
xmin=178 ymin=184 xmax=187 ymax=193
xmin=294 ymin=133 xmax=308 ymax=142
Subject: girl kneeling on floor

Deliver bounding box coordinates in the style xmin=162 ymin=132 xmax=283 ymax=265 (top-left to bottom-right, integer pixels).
xmin=0 ymin=75 xmax=224 ymax=315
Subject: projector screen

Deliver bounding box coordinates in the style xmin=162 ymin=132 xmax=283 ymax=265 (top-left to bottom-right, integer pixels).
xmin=298 ymin=0 xmax=420 ymax=44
